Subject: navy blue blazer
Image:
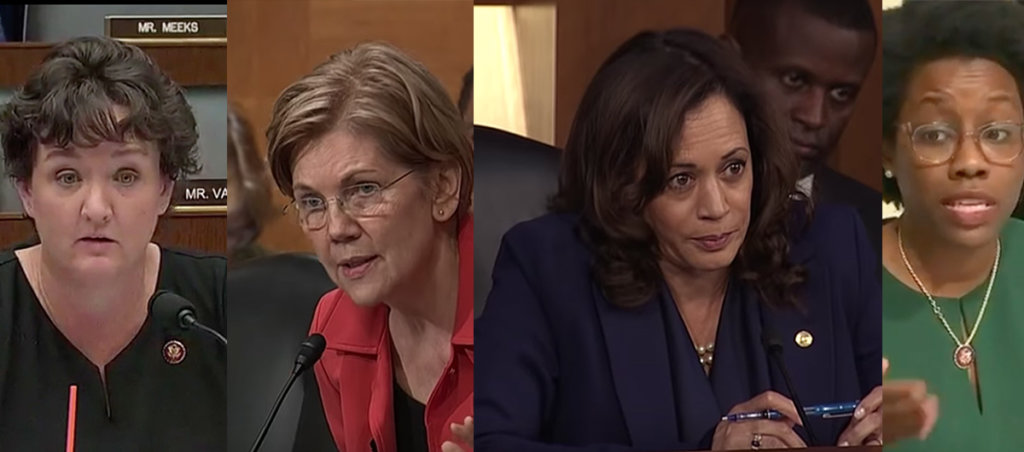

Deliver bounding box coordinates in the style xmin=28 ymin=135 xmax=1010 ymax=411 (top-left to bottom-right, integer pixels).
xmin=475 ymin=203 xmax=881 ymax=451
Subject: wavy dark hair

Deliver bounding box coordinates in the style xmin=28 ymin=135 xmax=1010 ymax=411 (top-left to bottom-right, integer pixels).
xmin=551 ymin=28 xmax=808 ymax=309
xmin=0 ymin=36 xmax=200 ymax=183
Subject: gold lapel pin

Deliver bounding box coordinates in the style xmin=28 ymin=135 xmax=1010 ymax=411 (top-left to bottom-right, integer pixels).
xmin=795 ymin=330 xmax=813 ymax=348
xmin=163 ymin=339 xmax=187 ymax=365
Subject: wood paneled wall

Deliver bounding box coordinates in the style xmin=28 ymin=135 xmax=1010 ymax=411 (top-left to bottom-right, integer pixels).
xmin=0 ymin=42 xmax=226 ymax=89
xmin=552 ymin=0 xmax=726 ymax=151
xmin=827 ymin=0 xmax=883 ymax=192
xmin=0 ymin=211 xmax=226 ymax=255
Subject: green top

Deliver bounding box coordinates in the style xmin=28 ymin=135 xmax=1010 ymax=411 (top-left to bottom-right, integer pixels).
xmin=883 ymin=218 xmax=1024 ymax=451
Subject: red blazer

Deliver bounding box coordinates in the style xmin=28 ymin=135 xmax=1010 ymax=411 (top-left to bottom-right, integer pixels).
xmin=309 ymin=219 xmax=474 ymax=452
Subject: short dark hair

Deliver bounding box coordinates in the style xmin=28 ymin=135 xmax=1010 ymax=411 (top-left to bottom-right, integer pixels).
xmin=0 ymin=36 xmax=200 ymax=183
xmin=458 ymin=68 xmax=472 ymax=117
xmin=552 ymin=28 xmax=808 ymax=309
xmin=732 ymin=0 xmax=877 ymax=37
xmin=881 ymin=1 xmax=1024 ymax=205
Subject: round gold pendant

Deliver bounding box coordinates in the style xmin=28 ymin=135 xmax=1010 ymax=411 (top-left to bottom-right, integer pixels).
xmin=953 ymin=344 xmax=975 ymax=369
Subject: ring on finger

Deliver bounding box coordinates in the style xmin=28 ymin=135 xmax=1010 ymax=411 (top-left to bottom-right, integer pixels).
xmin=751 ymin=432 xmax=763 ymax=449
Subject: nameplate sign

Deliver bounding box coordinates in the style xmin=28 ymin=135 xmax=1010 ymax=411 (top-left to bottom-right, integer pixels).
xmin=105 ymin=15 xmax=227 ymax=43
xmin=173 ymin=179 xmax=227 ymax=207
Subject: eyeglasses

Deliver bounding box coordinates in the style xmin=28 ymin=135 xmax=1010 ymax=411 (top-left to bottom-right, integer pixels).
xmin=903 ymin=121 xmax=1024 ymax=165
xmin=284 ymin=169 xmax=415 ymax=230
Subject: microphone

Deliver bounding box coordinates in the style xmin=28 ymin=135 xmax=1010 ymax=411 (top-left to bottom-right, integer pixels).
xmin=250 ymin=334 xmax=327 ymax=452
xmin=761 ymin=327 xmax=819 ymax=446
xmin=149 ymin=290 xmax=228 ymax=345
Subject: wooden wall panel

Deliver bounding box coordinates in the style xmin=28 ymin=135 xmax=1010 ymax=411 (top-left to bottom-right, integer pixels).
xmin=228 ymin=0 xmax=473 ymax=253
xmin=0 ymin=211 xmax=226 ymax=255
xmin=553 ymin=0 xmax=726 ymax=150
xmin=155 ymin=211 xmax=227 ymax=254
xmin=0 ymin=42 xmax=226 ymax=88
xmin=830 ymin=0 xmax=883 ymax=192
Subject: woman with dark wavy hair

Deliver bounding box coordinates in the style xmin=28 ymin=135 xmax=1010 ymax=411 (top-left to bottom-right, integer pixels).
xmin=475 ymin=28 xmax=880 ymax=451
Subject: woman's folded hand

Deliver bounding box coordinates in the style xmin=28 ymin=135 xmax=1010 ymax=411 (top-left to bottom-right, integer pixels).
xmin=881 ymin=357 xmax=939 ymax=444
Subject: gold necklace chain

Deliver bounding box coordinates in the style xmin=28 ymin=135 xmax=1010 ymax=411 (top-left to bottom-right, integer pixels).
xmin=32 ymin=249 xmax=150 ymax=326
xmin=897 ymin=225 xmax=998 ymax=353
xmin=34 ymin=253 xmax=59 ymax=321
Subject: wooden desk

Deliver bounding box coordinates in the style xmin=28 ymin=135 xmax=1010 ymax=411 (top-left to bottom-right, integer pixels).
xmin=0 ymin=42 xmax=226 ymax=88
xmin=0 ymin=209 xmax=226 ymax=255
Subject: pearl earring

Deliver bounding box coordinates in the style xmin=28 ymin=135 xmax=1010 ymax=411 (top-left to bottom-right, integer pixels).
xmin=884 ymin=169 xmax=893 ymax=179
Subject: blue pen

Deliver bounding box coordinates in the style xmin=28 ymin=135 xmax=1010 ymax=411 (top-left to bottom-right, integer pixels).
xmin=721 ymin=401 xmax=860 ymax=422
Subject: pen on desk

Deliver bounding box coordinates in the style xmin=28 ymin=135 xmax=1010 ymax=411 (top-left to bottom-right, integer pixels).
xmin=721 ymin=401 xmax=860 ymax=422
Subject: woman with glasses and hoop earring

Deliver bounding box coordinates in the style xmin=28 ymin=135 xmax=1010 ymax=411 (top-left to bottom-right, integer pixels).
xmin=266 ymin=42 xmax=474 ymax=452
xmin=881 ymin=2 xmax=1024 ymax=450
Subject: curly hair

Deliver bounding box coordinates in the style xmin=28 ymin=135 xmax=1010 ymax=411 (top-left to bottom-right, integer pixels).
xmin=551 ymin=28 xmax=808 ymax=309
xmin=882 ymin=1 xmax=1024 ymax=206
xmin=0 ymin=36 xmax=200 ymax=183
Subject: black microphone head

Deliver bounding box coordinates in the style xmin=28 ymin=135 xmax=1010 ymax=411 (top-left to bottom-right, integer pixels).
xmin=294 ymin=333 xmax=327 ymax=374
xmin=149 ymin=290 xmax=196 ymax=332
xmin=761 ymin=328 xmax=784 ymax=355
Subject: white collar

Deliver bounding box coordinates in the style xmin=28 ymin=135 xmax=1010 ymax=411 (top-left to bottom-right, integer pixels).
xmin=796 ymin=174 xmax=815 ymax=197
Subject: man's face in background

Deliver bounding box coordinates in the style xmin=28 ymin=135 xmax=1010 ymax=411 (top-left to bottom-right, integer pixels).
xmin=731 ymin=1 xmax=875 ymax=173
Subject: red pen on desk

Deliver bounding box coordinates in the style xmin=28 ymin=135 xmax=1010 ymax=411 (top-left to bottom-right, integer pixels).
xmin=66 ymin=385 xmax=77 ymax=452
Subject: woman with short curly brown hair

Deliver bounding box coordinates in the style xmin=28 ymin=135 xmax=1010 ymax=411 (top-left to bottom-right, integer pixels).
xmin=0 ymin=36 xmax=224 ymax=450
xmin=476 ymin=28 xmax=880 ymax=450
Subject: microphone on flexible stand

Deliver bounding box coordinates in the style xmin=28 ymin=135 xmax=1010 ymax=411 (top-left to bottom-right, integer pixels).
xmin=762 ymin=327 xmax=819 ymax=446
xmin=250 ymin=333 xmax=327 ymax=452
xmin=149 ymin=290 xmax=227 ymax=345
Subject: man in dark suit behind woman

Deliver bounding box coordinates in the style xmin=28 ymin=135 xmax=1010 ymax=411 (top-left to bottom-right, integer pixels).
xmin=728 ymin=0 xmax=881 ymax=250
xmin=475 ymin=28 xmax=882 ymax=451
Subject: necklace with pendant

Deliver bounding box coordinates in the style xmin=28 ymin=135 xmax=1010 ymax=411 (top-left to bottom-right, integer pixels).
xmin=897 ymin=226 xmax=998 ymax=370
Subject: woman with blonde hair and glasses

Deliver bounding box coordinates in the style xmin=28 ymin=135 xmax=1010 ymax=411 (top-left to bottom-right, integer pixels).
xmin=881 ymin=1 xmax=1024 ymax=449
xmin=266 ymin=42 xmax=474 ymax=452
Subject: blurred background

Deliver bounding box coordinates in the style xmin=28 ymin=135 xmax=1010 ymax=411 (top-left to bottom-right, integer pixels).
xmin=882 ymin=0 xmax=900 ymax=219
